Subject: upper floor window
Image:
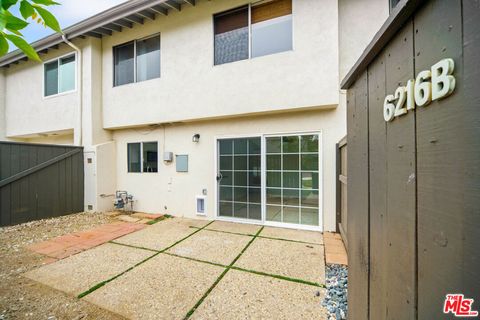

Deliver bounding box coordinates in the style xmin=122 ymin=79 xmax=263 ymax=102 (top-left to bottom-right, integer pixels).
xmin=214 ymin=0 xmax=292 ymax=65
xmin=44 ymin=54 xmax=76 ymax=97
xmin=114 ymin=34 xmax=160 ymax=87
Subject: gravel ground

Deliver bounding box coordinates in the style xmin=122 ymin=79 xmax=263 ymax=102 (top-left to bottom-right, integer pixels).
xmin=0 ymin=212 xmax=125 ymax=320
xmin=322 ymin=264 xmax=348 ymax=320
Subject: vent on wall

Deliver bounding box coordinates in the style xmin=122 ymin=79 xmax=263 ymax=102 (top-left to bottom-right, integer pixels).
xmin=196 ymin=196 xmax=206 ymax=216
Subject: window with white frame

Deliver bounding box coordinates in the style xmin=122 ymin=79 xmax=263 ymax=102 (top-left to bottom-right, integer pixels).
xmin=44 ymin=54 xmax=76 ymax=97
xmin=127 ymin=142 xmax=158 ymax=173
xmin=214 ymin=0 xmax=292 ymax=65
xmin=114 ymin=34 xmax=160 ymax=87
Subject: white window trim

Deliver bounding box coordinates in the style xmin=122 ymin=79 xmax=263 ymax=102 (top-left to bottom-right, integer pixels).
xmin=43 ymin=52 xmax=78 ymax=99
xmin=127 ymin=141 xmax=159 ymax=173
xmin=113 ymin=33 xmax=161 ymax=88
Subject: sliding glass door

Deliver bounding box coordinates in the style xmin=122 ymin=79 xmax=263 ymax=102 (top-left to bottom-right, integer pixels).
xmin=217 ymin=133 xmax=321 ymax=228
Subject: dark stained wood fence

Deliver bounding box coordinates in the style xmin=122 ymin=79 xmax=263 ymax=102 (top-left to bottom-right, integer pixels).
xmin=345 ymin=0 xmax=480 ymax=318
xmin=0 ymin=141 xmax=84 ymax=227
xmin=336 ymin=136 xmax=348 ymax=247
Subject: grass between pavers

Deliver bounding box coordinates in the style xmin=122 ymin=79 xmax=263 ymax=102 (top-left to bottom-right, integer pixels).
xmin=189 ymin=226 xmax=323 ymax=246
xmin=146 ymin=214 xmax=173 ymax=225
xmin=183 ymin=226 xmax=264 ymax=320
xmin=76 ymin=220 xmax=215 ymax=299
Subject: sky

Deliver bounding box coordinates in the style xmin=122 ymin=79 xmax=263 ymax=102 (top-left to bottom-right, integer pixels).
xmin=8 ymin=0 xmax=127 ymax=51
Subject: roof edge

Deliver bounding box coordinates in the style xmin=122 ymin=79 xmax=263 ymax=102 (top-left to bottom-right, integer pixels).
xmin=340 ymin=0 xmax=426 ymax=90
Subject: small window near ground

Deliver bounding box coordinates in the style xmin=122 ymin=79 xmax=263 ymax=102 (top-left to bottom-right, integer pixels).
xmin=114 ymin=34 xmax=160 ymax=87
xmin=44 ymin=54 xmax=76 ymax=97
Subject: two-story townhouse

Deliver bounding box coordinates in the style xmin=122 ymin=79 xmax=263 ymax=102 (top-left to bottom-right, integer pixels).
xmin=0 ymin=0 xmax=388 ymax=232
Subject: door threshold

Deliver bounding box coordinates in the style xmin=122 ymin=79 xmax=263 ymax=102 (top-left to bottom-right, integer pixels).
xmin=215 ymin=217 xmax=322 ymax=232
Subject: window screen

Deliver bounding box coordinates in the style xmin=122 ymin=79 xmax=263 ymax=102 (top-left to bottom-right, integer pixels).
xmin=59 ymin=55 xmax=76 ymax=93
xmin=136 ymin=36 xmax=161 ymax=82
xmin=143 ymin=142 xmax=158 ymax=172
xmin=44 ymin=60 xmax=59 ymax=96
xmin=214 ymin=6 xmax=249 ymax=65
xmin=251 ymin=0 xmax=293 ymax=58
xmin=128 ymin=143 xmax=141 ymax=172
xmin=114 ymin=42 xmax=135 ymax=86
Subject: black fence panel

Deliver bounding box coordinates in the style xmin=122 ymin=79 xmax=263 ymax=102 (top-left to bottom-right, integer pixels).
xmin=0 ymin=141 xmax=84 ymax=227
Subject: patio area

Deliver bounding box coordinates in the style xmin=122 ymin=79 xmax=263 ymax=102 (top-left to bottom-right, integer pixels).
xmin=24 ymin=218 xmax=334 ymax=319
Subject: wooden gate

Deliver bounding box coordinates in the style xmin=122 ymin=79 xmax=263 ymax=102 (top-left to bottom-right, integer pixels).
xmin=336 ymin=136 xmax=347 ymax=247
xmin=342 ymin=0 xmax=480 ymax=318
xmin=0 ymin=141 xmax=84 ymax=227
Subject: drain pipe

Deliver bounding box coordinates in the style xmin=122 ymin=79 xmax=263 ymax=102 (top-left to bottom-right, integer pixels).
xmin=62 ymin=35 xmax=82 ymax=146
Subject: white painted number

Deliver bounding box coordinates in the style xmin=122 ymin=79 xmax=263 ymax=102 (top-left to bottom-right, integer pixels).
xmin=383 ymin=58 xmax=455 ymax=122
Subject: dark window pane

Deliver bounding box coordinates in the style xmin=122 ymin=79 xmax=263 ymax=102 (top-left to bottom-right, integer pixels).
xmin=266 ymin=188 xmax=282 ymax=205
xmin=220 ymin=187 xmax=233 ymax=201
xmin=136 ymin=35 xmax=160 ymax=82
xmin=234 ymin=171 xmax=248 ymax=186
xmin=301 ymin=172 xmax=318 ymax=189
xmin=219 ymin=201 xmax=233 ymax=217
xmin=248 ymin=155 xmax=261 ymax=171
xmin=234 ymin=138 xmax=247 ymax=154
xmin=234 ymin=156 xmax=247 ymax=170
xmin=283 ymin=206 xmax=299 ymax=224
xmin=301 ymin=190 xmax=319 ymax=208
xmin=248 ymin=187 xmax=261 ymax=204
xmin=234 ymin=202 xmax=248 ymax=218
xmin=283 ymin=172 xmax=299 ymax=188
xmin=301 ymin=135 xmax=319 ymax=153
xmin=283 ymin=189 xmax=299 ymax=206
xmin=248 ymin=138 xmax=261 ymax=154
xmin=283 ymin=154 xmax=299 ymax=170
xmin=301 ymin=154 xmax=319 ymax=171
xmin=267 ymin=205 xmax=282 ymax=221
xmin=214 ymin=6 xmax=249 ymax=65
xmin=266 ymin=137 xmax=281 ymax=153
xmin=267 ymin=171 xmax=281 ymax=188
xmin=220 ymin=155 xmax=233 ymax=170
xmin=44 ymin=60 xmax=58 ymax=96
xmin=283 ymin=136 xmax=299 ymax=153
xmin=142 ymin=142 xmax=158 ymax=172
xmin=219 ymin=139 xmax=233 ymax=155
xmin=114 ymin=42 xmax=134 ymax=86
xmin=220 ymin=171 xmax=233 ymax=185
xmin=234 ymin=187 xmax=248 ymax=202
xmin=267 ymin=155 xmax=281 ymax=170
xmin=248 ymin=171 xmax=261 ymax=187
xmin=248 ymin=204 xmax=262 ymax=220
xmin=127 ymin=143 xmax=141 ymax=172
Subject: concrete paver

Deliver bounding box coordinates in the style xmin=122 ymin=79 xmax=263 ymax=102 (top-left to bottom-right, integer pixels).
xmin=206 ymin=221 xmax=262 ymax=235
xmin=260 ymin=226 xmax=324 ymax=244
xmin=85 ymin=253 xmax=225 ymax=320
xmin=24 ymin=243 xmax=153 ymax=296
xmin=167 ymin=229 xmax=252 ymax=265
xmin=235 ymin=237 xmax=325 ymax=284
xmin=190 ymin=269 xmax=327 ymax=320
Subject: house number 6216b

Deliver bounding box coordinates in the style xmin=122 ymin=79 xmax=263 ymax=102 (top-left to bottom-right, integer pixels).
xmin=383 ymin=58 xmax=456 ymax=122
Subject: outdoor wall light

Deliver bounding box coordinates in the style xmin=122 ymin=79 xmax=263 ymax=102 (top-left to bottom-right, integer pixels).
xmin=192 ymin=134 xmax=200 ymax=143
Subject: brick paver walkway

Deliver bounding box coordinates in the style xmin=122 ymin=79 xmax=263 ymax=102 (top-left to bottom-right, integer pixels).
xmin=27 ymin=222 xmax=146 ymax=259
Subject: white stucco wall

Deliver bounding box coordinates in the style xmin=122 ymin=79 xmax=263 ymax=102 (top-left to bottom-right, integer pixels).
xmin=102 ymin=0 xmax=339 ymax=129
xmin=3 ymin=41 xmax=84 ymax=138
xmin=113 ymin=109 xmax=344 ymax=231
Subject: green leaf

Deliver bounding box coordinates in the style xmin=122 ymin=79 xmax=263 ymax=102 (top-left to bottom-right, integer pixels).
xmin=0 ymin=12 xmax=6 ymax=30
xmin=31 ymin=0 xmax=59 ymax=6
xmin=19 ymin=0 xmax=34 ymax=19
xmin=1 ymin=0 xmax=18 ymax=10
xmin=0 ymin=35 xmax=9 ymax=56
xmin=5 ymin=14 xmax=28 ymax=30
xmin=33 ymin=5 xmax=60 ymax=32
xmin=4 ymin=33 xmax=40 ymax=61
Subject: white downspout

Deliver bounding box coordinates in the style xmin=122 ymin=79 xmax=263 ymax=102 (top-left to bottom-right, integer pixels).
xmin=62 ymin=35 xmax=82 ymax=146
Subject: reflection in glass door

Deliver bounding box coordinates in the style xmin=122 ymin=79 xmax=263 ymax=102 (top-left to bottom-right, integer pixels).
xmin=265 ymin=134 xmax=320 ymax=226
xmin=218 ymin=137 xmax=262 ymax=221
